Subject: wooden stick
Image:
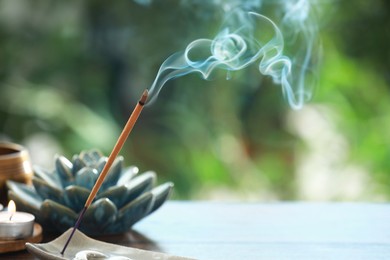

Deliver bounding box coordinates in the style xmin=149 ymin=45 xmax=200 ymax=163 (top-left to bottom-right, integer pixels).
xmin=84 ymin=89 xmax=148 ymax=208
xmin=61 ymin=89 xmax=148 ymax=255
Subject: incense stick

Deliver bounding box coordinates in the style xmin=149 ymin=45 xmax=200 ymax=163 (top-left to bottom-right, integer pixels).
xmin=61 ymin=89 xmax=148 ymax=255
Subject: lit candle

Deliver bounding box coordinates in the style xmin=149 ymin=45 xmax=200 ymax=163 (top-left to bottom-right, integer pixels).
xmin=0 ymin=200 xmax=35 ymax=240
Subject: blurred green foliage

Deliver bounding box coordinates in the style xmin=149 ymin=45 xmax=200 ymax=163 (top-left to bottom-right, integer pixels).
xmin=0 ymin=0 xmax=389 ymax=201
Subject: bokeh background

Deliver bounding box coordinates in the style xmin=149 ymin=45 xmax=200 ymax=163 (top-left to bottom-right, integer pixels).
xmin=0 ymin=0 xmax=389 ymax=201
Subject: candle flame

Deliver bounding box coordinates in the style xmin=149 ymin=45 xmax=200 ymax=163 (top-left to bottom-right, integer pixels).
xmin=8 ymin=200 xmax=16 ymax=214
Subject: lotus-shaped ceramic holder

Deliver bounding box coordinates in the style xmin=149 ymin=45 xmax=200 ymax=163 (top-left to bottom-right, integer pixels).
xmin=6 ymin=149 xmax=173 ymax=235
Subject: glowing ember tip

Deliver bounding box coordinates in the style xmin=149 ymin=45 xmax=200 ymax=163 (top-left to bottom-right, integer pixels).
xmin=139 ymin=89 xmax=149 ymax=105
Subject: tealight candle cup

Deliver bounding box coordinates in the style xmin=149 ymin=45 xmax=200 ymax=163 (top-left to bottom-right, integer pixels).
xmin=0 ymin=211 xmax=35 ymax=240
xmin=0 ymin=142 xmax=33 ymax=205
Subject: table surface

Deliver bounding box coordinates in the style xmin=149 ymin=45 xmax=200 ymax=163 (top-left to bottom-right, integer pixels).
xmin=1 ymin=201 xmax=390 ymax=259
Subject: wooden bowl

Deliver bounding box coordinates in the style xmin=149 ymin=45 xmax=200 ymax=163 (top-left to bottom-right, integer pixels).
xmin=0 ymin=143 xmax=33 ymax=205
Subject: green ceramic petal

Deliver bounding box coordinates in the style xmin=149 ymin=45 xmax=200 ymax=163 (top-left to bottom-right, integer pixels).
xmin=97 ymin=172 xmax=156 ymax=209
xmin=100 ymin=156 xmax=124 ymax=191
xmin=72 ymin=155 xmax=86 ymax=176
xmin=6 ymin=180 xmax=41 ymax=203
xmin=32 ymin=176 xmax=63 ymax=203
xmin=116 ymin=166 xmax=139 ymax=186
xmin=79 ymin=150 xmax=92 ymax=163
xmin=6 ymin=180 xmax=42 ymax=218
xmin=119 ymin=171 xmax=156 ymax=206
xmin=55 ymin=155 xmax=74 ymax=186
xmin=149 ymin=182 xmax=174 ymax=214
xmin=82 ymin=198 xmax=118 ymax=235
xmin=115 ymin=192 xmax=153 ymax=232
xmin=79 ymin=150 xmax=99 ymax=166
xmin=125 ymin=171 xmax=156 ymax=190
xmin=95 ymin=171 xmax=153 ymax=211
xmin=8 ymin=190 xmax=44 ymax=224
xmin=96 ymin=185 xmax=128 ymax=208
xmin=95 ymin=157 xmax=107 ymax=173
xmin=75 ymin=167 xmax=99 ymax=190
xmin=40 ymin=199 xmax=78 ymax=233
xmin=33 ymin=165 xmax=62 ymax=189
xmin=88 ymin=149 xmax=103 ymax=161
xmin=63 ymin=185 xmax=90 ymax=212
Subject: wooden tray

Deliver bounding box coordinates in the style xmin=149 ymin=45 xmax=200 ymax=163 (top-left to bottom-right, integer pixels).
xmin=0 ymin=223 xmax=42 ymax=253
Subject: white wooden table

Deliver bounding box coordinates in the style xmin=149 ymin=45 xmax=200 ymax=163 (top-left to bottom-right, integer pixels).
xmin=4 ymin=201 xmax=390 ymax=259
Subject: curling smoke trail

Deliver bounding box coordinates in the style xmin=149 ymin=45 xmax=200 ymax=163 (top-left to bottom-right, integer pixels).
xmin=147 ymin=0 xmax=319 ymax=109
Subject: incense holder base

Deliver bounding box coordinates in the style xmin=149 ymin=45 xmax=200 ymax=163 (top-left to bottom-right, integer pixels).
xmin=26 ymin=228 xmax=194 ymax=260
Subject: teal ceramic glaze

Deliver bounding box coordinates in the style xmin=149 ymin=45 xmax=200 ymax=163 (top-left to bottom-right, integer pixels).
xmin=6 ymin=149 xmax=173 ymax=235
